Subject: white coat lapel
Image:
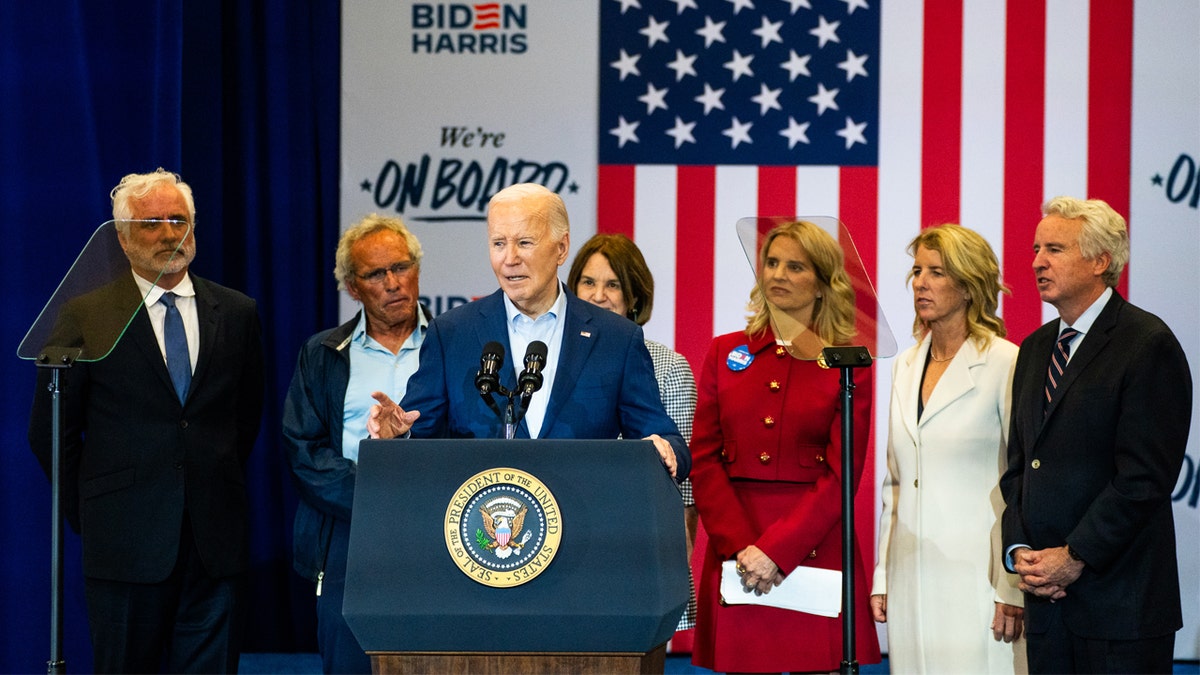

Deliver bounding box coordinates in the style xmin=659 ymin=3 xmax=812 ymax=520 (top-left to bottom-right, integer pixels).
xmin=896 ymin=336 xmax=927 ymax=443
xmin=918 ymin=338 xmax=984 ymax=426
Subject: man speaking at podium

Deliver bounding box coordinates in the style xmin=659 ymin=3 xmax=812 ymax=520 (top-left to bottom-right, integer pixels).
xmin=367 ymin=182 xmax=688 ymax=480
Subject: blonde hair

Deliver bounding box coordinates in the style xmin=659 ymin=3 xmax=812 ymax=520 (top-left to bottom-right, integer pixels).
xmin=334 ymin=214 xmax=423 ymax=291
xmin=745 ymin=220 xmax=856 ymax=345
xmin=907 ymin=224 xmax=1009 ymax=345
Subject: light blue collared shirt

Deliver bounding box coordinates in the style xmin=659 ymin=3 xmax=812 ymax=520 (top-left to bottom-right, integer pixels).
xmin=342 ymin=309 xmax=428 ymax=462
xmin=503 ymin=283 xmax=568 ymax=438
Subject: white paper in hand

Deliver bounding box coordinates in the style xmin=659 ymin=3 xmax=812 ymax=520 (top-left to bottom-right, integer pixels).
xmin=719 ymin=560 xmax=842 ymax=617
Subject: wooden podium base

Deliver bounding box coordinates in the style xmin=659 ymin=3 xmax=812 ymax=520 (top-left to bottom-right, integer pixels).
xmin=371 ymin=643 xmax=667 ymax=674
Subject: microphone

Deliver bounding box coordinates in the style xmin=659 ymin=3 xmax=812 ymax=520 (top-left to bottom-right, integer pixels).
xmin=475 ymin=341 xmax=505 ymax=397
xmin=517 ymin=340 xmax=548 ymax=403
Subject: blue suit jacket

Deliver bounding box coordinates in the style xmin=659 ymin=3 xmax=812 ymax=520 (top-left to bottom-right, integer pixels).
xmin=400 ymin=288 xmax=690 ymax=478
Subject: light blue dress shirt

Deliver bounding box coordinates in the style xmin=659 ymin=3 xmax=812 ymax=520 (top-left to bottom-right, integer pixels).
xmin=342 ymin=309 xmax=428 ymax=461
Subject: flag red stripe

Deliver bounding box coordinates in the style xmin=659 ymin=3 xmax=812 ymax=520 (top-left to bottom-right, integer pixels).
xmin=921 ymin=0 xmax=964 ymax=228
xmin=757 ymin=166 xmax=797 ymax=216
xmin=675 ymin=166 xmax=716 ymax=370
xmin=597 ymin=164 xmax=635 ymax=238
xmin=838 ymin=166 xmax=880 ymax=567
xmin=1001 ymin=0 xmax=1047 ymax=343
xmin=1088 ymin=0 xmax=1133 ymax=298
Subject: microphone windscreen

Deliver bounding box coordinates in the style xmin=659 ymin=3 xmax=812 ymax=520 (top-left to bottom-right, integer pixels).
xmin=526 ymin=340 xmax=548 ymax=361
xmin=483 ymin=341 xmax=506 ymax=361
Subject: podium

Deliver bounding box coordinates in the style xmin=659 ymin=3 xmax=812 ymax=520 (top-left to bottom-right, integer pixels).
xmin=344 ymin=439 xmax=689 ymax=674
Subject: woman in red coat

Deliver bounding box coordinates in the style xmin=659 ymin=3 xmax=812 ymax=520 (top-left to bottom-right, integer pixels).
xmin=690 ymin=220 xmax=880 ymax=673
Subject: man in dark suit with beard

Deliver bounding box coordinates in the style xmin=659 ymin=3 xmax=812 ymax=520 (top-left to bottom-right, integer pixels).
xmin=1000 ymin=196 xmax=1191 ymax=673
xmin=29 ymin=169 xmax=264 ymax=673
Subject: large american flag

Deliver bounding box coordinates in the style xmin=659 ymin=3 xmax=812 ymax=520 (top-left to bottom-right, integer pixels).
xmin=597 ymin=0 xmax=1139 ymax=366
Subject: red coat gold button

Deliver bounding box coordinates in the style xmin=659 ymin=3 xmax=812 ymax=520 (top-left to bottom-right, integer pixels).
xmin=763 ymin=416 xmax=775 ymax=427
xmin=759 ymin=452 xmax=771 ymax=464
xmin=768 ymin=380 xmax=781 ymax=391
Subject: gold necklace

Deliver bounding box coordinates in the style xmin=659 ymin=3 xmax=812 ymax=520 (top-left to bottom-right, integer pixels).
xmin=929 ymin=345 xmax=959 ymax=362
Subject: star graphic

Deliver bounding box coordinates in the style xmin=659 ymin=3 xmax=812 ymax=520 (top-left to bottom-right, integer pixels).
xmin=840 ymin=0 xmax=869 ymax=14
xmin=779 ymin=116 xmax=811 ymax=149
xmin=750 ymin=82 xmax=783 ymax=115
xmin=667 ymin=49 xmax=698 ymax=81
xmin=666 ymin=116 xmax=697 ymax=148
xmin=752 ymin=15 xmax=784 ymax=48
xmin=694 ymin=83 xmax=727 ymax=114
xmin=639 ymin=15 xmax=670 ymax=48
xmin=727 ymin=0 xmax=756 ymax=14
xmin=568 ymin=182 xmax=579 ymax=194
xmin=836 ymin=116 xmax=868 ymax=149
xmin=638 ymin=82 xmax=670 ymax=114
xmin=610 ymin=116 xmax=641 ymax=148
xmin=360 ymin=179 xmax=372 ymax=192
xmin=724 ymin=49 xmax=755 ymax=82
xmin=1151 ymin=174 xmax=1164 ymax=186
xmin=780 ymin=49 xmax=812 ymax=82
xmin=810 ymin=15 xmax=841 ymax=48
xmin=837 ymin=49 xmax=869 ymax=82
xmin=610 ymin=49 xmax=641 ymax=81
xmin=668 ymin=0 xmax=699 ymax=13
xmin=695 ymin=16 xmax=727 ymax=48
xmin=614 ymin=0 xmax=642 ymax=14
xmin=723 ymin=117 xmax=754 ymax=148
xmin=780 ymin=0 xmax=812 ymax=13
xmin=808 ymin=82 xmax=840 ymax=115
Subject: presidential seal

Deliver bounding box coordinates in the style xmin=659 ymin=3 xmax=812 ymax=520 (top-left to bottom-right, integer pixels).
xmin=444 ymin=468 xmax=562 ymax=588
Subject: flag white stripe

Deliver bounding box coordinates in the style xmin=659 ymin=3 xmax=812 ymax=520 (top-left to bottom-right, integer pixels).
xmin=635 ymin=166 xmax=678 ymax=347
xmin=1042 ymin=0 xmax=1093 ymax=325
xmin=795 ymin=166 xmax=841 ymax=222
xmin=876 ymin=2 xmax=926 ymax=529
xmin=961 ymin=1 xmax=1008 ymax=271
xmin=713 ymin=167 xmax=758 ymax=339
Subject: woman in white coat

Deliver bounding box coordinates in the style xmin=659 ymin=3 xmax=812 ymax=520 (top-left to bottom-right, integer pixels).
xmin=871 ymin=224 xmax=1027 ymax=674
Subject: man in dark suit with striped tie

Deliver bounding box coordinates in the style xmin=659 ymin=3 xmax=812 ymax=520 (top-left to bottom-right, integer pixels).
xmin=29 ymin=169 xmax=265 ymax=673
xmin=999 ymin=196 xmax=1192 ymax=673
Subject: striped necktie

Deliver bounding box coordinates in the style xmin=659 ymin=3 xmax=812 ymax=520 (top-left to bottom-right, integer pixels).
xmin=1044 ymin=326 xmax=1078 ymax=414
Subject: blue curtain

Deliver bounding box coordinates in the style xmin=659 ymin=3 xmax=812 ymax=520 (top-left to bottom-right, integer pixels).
xmin=0 ymin=1 xmax=339 ymax=669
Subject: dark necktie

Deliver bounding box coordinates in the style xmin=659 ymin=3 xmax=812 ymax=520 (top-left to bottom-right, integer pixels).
xmin=1044 ymin=326 xmax=1078 ymax=414
xmin=161 ymin=292 xmax=191 ymax=403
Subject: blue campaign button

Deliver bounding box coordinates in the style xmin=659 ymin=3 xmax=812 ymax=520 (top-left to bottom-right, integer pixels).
xmin=727 ymin=345 xmax=754 ymax=371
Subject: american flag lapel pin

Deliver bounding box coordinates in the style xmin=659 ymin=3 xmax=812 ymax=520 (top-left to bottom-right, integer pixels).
xmin=580 ymin=331 xmax=591 ymax=338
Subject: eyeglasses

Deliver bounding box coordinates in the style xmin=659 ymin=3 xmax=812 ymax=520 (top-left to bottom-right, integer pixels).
xmin=125 ymin=218 xmax=190 ymax=233
xmin=357 ymin=261 xmax=416 ymax=284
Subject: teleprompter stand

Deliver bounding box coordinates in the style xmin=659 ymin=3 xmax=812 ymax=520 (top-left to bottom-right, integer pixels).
xmin=822 ymin=346 xmax=874 ymax=675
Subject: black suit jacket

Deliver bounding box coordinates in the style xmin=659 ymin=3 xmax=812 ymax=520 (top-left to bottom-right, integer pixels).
xmin=29 ymin=272 xmax=265 ymax=583
xmin=1000 ymin=291 xmax=1192 ymax=639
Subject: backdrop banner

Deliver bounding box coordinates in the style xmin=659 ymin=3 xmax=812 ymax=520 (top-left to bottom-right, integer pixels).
xmin=340 ymin=0 xmax=599 ymax=322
